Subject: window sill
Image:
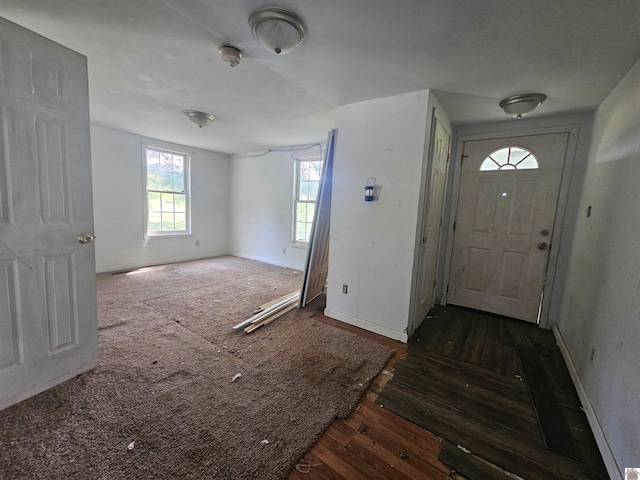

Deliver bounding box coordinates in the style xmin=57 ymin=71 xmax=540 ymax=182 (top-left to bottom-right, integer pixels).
xmin=289 ymin=242 xmax=309 ymax=249
xmin=145 ymin=232 xmax=192 ymax=240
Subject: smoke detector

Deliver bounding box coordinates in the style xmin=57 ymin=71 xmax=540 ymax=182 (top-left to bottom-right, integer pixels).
xmin=220 ymin=46 xmax=242 ymax=67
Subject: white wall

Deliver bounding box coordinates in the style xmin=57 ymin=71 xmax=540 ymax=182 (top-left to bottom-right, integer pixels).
xmin=229 ymin=145 xmax=323 ymax=270
xmin=325 ymin=90 xmax=431 ymax=342
xmin=91 ymin=125 xmax=229 ymax=272
xmin=557 ymin=57 xmax=640 ymax=476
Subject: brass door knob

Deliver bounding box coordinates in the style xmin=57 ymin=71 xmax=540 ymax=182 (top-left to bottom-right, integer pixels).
xmin=77 ymin=232 xmax=96 ymax=244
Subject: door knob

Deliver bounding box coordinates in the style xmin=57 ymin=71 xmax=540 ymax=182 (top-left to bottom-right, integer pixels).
xmin=537 ymin=242 xmax=548 ymax=251
xmin=77 ymin=232 xmax=96 ymax=244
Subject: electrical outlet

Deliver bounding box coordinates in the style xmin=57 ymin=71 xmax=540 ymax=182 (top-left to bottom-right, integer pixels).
xmin=282 ymin=248 xmax=286 ymax=254
xmin=195 ymin=240 xmax=200 ymax=247
xmin=342 ymin=284 xmax=348 ymax=294
xmin=586 ymin=206 xmax=592 ymax=217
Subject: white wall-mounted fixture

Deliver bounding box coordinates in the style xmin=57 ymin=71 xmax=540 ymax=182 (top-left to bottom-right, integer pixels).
xmin=220 ymin=45 xmax=242 ymax=67
xmin=185 ymin=110 xmax=215 ymax=128
xmin=365 ymin=178 xmax=376 ymax=201
xmin=499 ymin=93 xmax=547 ymax=118
xmin=248 ymin=7 xmax=307 ymax=55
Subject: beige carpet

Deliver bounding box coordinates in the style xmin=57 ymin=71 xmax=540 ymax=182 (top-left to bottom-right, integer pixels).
xmin=0 ymin=256 xmax=392 ymax=479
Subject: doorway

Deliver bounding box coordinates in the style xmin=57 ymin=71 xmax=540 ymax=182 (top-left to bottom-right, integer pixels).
xmin=447 ymin=133 xmax=569 ymax=323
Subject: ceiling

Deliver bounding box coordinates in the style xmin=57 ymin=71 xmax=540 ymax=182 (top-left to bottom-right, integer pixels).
xmin=1 ymin=0 xmax=640 ymax=154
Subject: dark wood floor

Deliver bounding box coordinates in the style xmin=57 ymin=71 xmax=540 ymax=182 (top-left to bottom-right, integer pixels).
xmin=378 ymin=304 xmax=608 ymax=480
xmin=288 ymin=304 xmax=607 ymax=480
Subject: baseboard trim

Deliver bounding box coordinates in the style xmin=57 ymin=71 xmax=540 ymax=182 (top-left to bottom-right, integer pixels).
xmin=230 ymin=254 xmax=304 ymax=271
xmin=96 ymin=253 xmax=228 ymax=274
xmin=552 ymin=324 xmax=622 ymax=480
xmin=324 ymin=309 xmax=408 ymax=343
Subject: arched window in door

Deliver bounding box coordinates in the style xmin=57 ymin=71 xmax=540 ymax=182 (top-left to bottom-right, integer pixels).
xmin=480 ymin=146 xmax=539 ymax=171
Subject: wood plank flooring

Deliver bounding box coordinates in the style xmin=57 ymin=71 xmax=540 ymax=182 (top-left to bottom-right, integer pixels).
xmin=288 ymin=305 xmax=608 ymax=480
xmin=378 ymin=304 xmax=608 ymax=480
xmin=288 ymin=304 xmax=607 ymax=480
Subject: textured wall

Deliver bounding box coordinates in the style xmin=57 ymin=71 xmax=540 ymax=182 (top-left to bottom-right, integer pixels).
xmin=558 ymin=58 xmax=640 ymax=474
xmin=91 ymin=125 xmax=230 ymax=272
xmin=228 ymin=146 xmax=324 ymax=271
xmin=325 ymin=90 xmax=431 ymax=341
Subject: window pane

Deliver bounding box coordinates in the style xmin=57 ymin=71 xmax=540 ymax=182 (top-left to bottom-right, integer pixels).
xmin=174 ymin=194 xmax=186 ymax=212
xmin=174 ymin=213 xmax=186 ymax=231
xmin=480 ymin=147 xmax=538 ymax=171
xmin=173 ymin=157 xmax=184 ymax=174
xmin=293 ymin=156 xmax=323 ymax=244
xmin=296 ymin=222 xmax=307 ymax=242
xmin=296 ymin=202 xmax=307 ymax=223
xmin=160 ymin=152 xmax=173 ymax=172
xmin=299 ymin=182 xmax=310 ymax=201
xmin=161 ymin=192 xmax=174 ymax=212
xmin=309 ymin=161 xmax=322 ymax=181
xmin=308 ymin=181 xmax=319 ymax=201
xmin=480 ymin=159 xmax=500 ymax=171
xmin=145 ymin=147 xmax=190 ymax=236
xmin=173 ymin=173 xmax=184 ymax=192
xmin=306 ymin=203 xmax=316 ymax=222
xmin=509 ymin=147 xmax=529 ymax=165
xmin=518 ymin=155 xmax=539 ymax=169
xmin=148 ymin=191 xmax=161 ymax=211
xmin=490 ymin=149 xmax=508 ymax=165
xmin=161 ymin=212 xmax=175 ymax=231
xmin=300 ymin=161 xmax=312 ymax=181
xmin=148 ymin=212 xmax=162 ymax=231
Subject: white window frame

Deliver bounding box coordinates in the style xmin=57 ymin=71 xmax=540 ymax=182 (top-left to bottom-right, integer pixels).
xmin=143 ymin=145 xmax=191 ymax=238
xmin=291 ymin=155 xmax=323 ymax=246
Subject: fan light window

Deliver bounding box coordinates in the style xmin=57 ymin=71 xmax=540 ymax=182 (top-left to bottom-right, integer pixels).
xmin=480 ymin=147 xmax=538 ymax=171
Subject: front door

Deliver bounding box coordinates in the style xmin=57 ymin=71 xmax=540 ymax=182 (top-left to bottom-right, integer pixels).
xmin=448 ymin=133 xmax=568 ymax=322
xmin=0 ymin=17 xmax=98 ymax=410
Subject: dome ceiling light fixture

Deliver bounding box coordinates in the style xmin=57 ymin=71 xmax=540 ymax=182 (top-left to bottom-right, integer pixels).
xmin=220 ymin=45 xmax=242 ymax=67
xmin=185 ymin=110 xmax=215 ymax=128
xmin=499 ymin=93 xmax=547 ymax=119
xmin=248 ymin=6 xmax=307 ymax=55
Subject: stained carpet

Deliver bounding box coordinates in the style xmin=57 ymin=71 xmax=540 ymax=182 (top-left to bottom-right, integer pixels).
xmin=0 ymin=256 xmax=392 ymax=479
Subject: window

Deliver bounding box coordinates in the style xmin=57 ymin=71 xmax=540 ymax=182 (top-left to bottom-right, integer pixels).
xmin=144 ymin=146 xmax=190 ymax=236
xmin=480 ymin=147 xmax=538 ymax=171
xmin=293 ymin=156 xmax=323 ymax=244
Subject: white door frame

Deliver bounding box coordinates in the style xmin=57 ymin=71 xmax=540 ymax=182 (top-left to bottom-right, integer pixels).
xmin=441 ymin=124 xmax=580 ymax=328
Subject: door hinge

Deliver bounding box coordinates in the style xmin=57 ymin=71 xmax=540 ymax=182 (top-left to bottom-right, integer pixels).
xmin=433 ymin=278 xmax=437 ymax=288
xmin=446 ymin=283 xmax=449 ymax=293
xmin=446 ymin=153 xmax=450 ymax=163
xmin=453 ymin=221 xmax=456 ymax=231
xmin=461 ymin=154 xmax=468 ymax=166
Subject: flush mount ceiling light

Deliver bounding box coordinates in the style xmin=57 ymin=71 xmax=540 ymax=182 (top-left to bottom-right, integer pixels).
xmin=220 ymin=45 xmax=242 ymax=67
xmin=248 ymin=7 xmax=307 ymax=55
xmin=185 ymin=110 xmax=215 ymax=128
xmin=499 ymin=93 xmax=547 ymax=118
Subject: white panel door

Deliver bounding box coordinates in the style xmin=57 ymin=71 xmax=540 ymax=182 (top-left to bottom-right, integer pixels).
xmin=415 ymin=118 xmax=450 ymax=327
xmin=0 ymin=17 xmax=97 ymax=410
xmin=448 ymin=133 xmax=568 ymax=322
